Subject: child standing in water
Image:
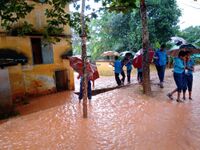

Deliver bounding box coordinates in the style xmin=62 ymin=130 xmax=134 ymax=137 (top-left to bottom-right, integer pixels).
xmin=167 ymin=51 xmax=187 ymax=102
xmin=184 ymin=51 xmax=195 ymax=100
xmin=124 ymin=53 xmax=133 ymax=84
xmin=113 ymin=56 xmax=122 ymax=86
xmin=78 ymin=74 xmax=92 ymax=103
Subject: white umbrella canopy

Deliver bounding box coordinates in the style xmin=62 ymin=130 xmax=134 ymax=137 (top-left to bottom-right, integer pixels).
xmin=119 ymin=51 xmax=135 ymax=58
xmin=170 ymin=36 xmax=187 ymax=45
xmin=133 ymin=49 xmax=143 ymax=59
xmin=101 ymin=51 xmax=119 ymax=57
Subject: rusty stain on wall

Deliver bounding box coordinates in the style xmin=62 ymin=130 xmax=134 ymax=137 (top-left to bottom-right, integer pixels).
xmin=0 ymin=1 xmax=74 ymax=104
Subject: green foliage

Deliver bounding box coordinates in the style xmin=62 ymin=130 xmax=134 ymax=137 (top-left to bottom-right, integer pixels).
xmin=10 ymin=21 xmax=34 ymax=36
xmin=147 ymin=0 xmax=181 ymax=44
xmin=0 ymin=0 xmax=34 ymax=30
xmin=178 ymin=26 xmax=200 ymax=44
xmin=0 ymin=0 xmax=88 ymax=42
xmin=86 ymin=0 xmax=181 ymax=58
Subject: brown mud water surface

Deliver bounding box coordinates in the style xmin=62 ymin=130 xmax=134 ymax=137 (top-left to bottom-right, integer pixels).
xmin=0 ymin=69 xmax=200 ymax=149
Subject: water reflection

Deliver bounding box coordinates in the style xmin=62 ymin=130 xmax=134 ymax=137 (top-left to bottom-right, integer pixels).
xmin=0 ymin=73 xmax=200 ymax=149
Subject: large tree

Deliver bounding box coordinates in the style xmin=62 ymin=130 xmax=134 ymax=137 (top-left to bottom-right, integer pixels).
xmin=84 ymin=0 xmax=181 ymax=59
xmin=95 ymin=0 xmax=175 ymax=94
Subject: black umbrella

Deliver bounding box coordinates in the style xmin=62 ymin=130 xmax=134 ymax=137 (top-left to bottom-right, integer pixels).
xmin=167 ymin=44 xmax=200 ymax=57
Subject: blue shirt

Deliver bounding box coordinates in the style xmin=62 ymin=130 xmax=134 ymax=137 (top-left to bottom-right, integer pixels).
xmin=186 ymin=59 xmax=195 ymax=75
xmin=125 ymin=61 xmax=132 ymax=71
xmin=173 ymin=57 xmax=185 ymax=74
xmin=154 ymin=49 xmax=167 ymax=66
xmin=114 ymin=60 xmax=122 ymax=73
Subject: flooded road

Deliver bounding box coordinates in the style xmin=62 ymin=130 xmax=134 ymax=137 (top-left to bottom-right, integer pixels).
xmin=0 ymin=71 xmax=200 ymax=149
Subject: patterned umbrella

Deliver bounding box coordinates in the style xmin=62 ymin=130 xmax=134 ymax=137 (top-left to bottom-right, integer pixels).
xmin=69 ymin=57 xmax=99 ymax=81
xmin=167 ymin=44 xmax=200 ymax=57
xmin=90 ymin=64 xmax=100 ymax=81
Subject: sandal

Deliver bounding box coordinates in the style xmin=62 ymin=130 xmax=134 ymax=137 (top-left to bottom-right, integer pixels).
xmin=167 ymin=93 xmax=173 ymax=100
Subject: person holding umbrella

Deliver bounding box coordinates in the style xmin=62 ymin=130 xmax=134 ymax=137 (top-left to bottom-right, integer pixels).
xmin=77 ymin=73 xmax=92 ymax=102
xmin=68 ymin=56 xmax=99 ymax=102
xmin=120 ymin=60 xmax=126 ymax=85
xmin=167 ymin=51 xmax=187 ymax=102
xmin=123 ymin=53 xmax=133 ymax=84
xmin=154 ymin=44 xmax=168 ymax=88
xmin=184 ymin=51 xmax=195 ymax=100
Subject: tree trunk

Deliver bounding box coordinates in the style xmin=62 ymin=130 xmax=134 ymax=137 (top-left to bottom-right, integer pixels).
xmin=80 ymin=0 xmax=88 ymax=118
xmin=140 ymin=0 xmax=151 ymax=95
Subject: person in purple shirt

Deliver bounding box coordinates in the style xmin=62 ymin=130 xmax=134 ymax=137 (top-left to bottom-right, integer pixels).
xmin=154 ymin=44 xmax=168 ymax=88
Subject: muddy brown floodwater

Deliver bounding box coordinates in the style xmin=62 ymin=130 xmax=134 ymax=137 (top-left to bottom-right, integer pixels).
xmin=0 ymin=71 xmax=200 ymax=150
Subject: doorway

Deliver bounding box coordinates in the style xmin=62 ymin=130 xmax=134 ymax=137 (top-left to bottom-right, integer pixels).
xmin=55 ymin=70 xmax=68 ymax=92
xmin=0 ymin=69 xmax=12 ymax=106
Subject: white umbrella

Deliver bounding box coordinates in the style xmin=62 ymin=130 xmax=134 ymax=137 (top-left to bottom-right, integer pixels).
xmin=170 ymin=36 xmax=187 ymax=45
xmin=101 ymin=51 xmax=119 ymax=57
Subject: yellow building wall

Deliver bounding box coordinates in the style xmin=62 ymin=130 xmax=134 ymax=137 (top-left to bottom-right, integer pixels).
xmin=0 ymin=36 xmax=33 ymax=64
xmin=0 ymin=1 xmax=71 ymax=35
xmin=0 ymin=36 xmax=74 ymax=100
xmin=0 ymin=1 xmax=73 ymax=101
xmin=18 ymin=1 xmax=71 ymax=35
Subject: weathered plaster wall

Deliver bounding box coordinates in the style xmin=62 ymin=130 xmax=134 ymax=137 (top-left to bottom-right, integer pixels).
xmin=0 ymin=69 xmax=12 ymax=106
xmin=0 ymin=1 xmax=73 ymax=104
xmin=0 ymin=36 xmax=74 ymax=101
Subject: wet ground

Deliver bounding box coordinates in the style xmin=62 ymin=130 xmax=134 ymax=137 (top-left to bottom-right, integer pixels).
xmin=0 ymin=68 xmax=200 ymax=149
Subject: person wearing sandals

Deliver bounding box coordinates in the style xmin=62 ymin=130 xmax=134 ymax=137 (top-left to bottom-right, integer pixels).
xmin=184 ymin=51 xmax=195 ymax=100
xmin=167 ymin=51 xmax=187 ymax=102
xmin=154 ymin=44 xmax=168 ymax=88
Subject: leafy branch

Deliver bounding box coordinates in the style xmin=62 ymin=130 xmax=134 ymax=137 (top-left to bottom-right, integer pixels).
xmin=0 ymin=0 xmax=34 ymax=31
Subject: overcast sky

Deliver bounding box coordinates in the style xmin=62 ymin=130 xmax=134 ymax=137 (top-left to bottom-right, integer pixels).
xmin=176 ymin=0 xmax=200 ymax=29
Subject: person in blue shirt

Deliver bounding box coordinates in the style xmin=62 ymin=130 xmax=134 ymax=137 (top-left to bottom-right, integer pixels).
xmin=167 ymin=51 xmax=187 ymax=102
xmin=124 ymin=53 xmax=133 ymax=84
xmin=114 ymin=56 xmax=122 ymax=86
xmin=154 ymin=44 xmax=168 ymax=88
xmin=121 ymin=58 xmax=126 ymax=85
xmin=184 ymin=51 xmax=195 ymax=100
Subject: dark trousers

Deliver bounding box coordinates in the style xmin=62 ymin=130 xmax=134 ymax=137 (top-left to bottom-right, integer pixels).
xmin=137 ymin=72 xmax=143 ymax=82
xmin=186 ymin=74 xmax=193 ymax=92
xmin=173 ymin=72 xmax=184 ymax=92
xmin=127 ymin=69 xmax=132 ymax=83
xmin=79 ymin=79 xmax=92 ymax=100
xmin=115 ymin=73 xmax=121 ymax=86
xmin=121 ymin=70 xmax=125 ymax=83
xmin=182 ymin=72 xmax=187 ymax=93
xmin=156 ymin=65 xmax=166 ymax=82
